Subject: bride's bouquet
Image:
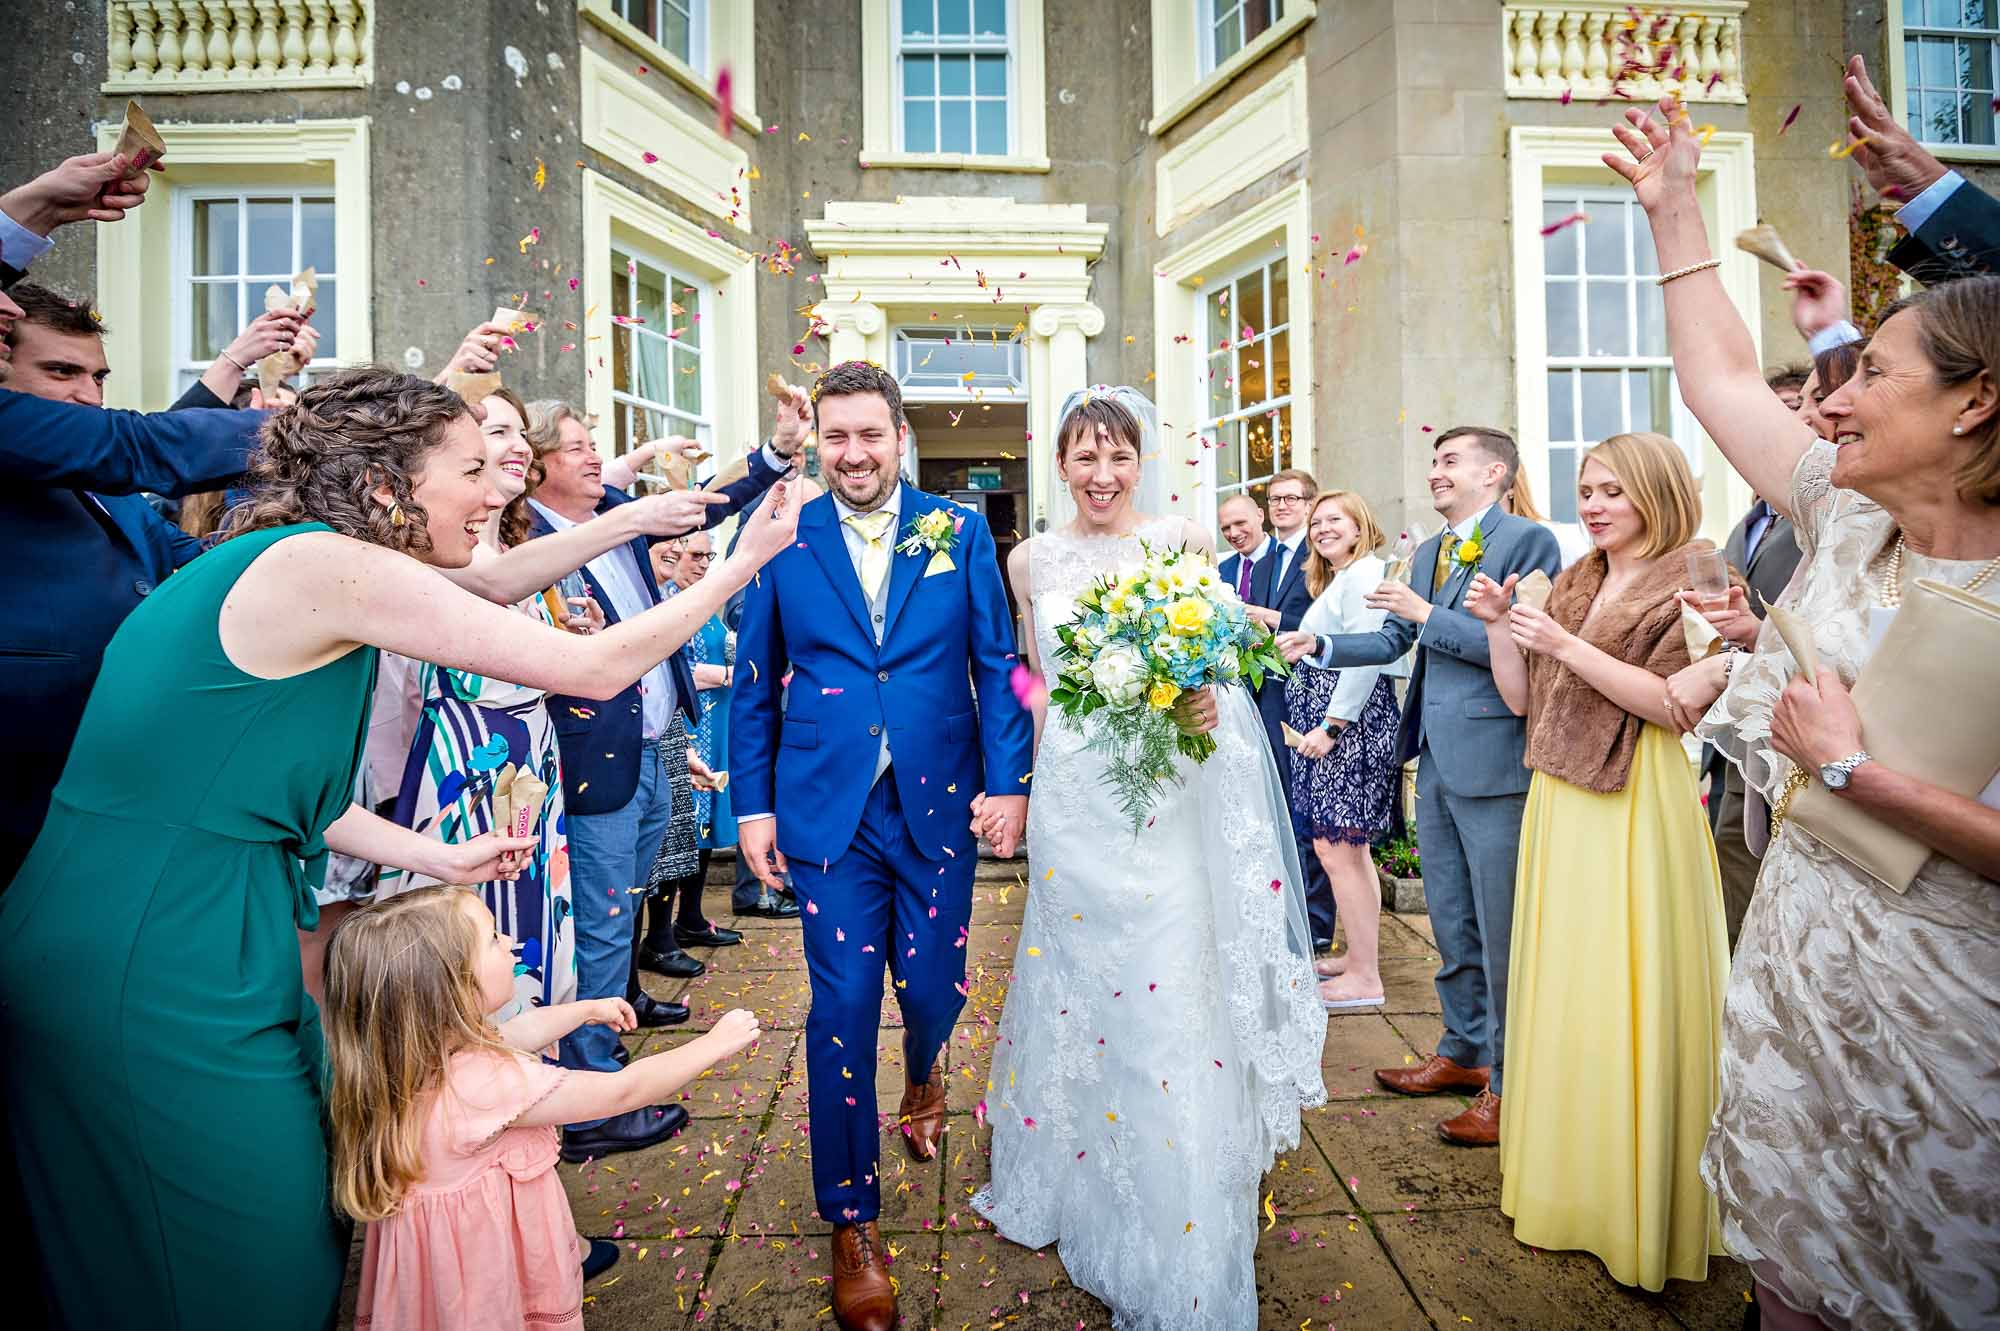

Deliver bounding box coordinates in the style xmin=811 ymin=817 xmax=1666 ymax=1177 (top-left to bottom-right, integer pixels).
xmin=1046 ymin=541 xmax=1288 ymax=832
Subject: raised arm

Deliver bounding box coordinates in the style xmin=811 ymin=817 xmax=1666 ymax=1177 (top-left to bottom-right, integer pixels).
xmin=441 ymin=488 xmax=726 ymax=605
xmin=1605 ymin=99 xmax=1818 ymax=516
xmin=0 ymin=391 xmax=260 ymax=495
xmin=966 ymin=514 xmax=1034 ymax=797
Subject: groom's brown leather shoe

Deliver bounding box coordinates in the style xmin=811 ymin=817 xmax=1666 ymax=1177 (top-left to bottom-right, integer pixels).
xmin=831 ymin=1220 xmax=897 ymax=1331
xmin=899 ymin=1061 xmax=946 ymax=1162
xmin=1374 ymin=1054 xmax=1490 ymax=1097
xmin=1437 ymin=1089 xmax=1501 ymax=1146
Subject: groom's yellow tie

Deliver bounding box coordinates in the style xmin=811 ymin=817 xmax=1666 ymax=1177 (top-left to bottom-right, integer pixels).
xmin=845 ymin=509 xmax=895 ymax=599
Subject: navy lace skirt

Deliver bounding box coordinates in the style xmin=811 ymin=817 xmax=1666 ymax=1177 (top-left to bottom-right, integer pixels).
xmin=1283 ymin=665 xmax=1401 ymax=845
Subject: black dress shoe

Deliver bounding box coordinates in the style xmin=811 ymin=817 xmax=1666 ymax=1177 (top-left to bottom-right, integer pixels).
xmin=736 ymin=896 xmax=801 ymax=920
xmin=629 ymin=992 xmax=690 ymax=1027
xmin=561 ymin=1103 xmax=689 ymax=1163
xmin=675 ymin=923 xmax=743 ymax=948
xmin=583 ymin=1238 xmax=620 ymax=1281
xmin=638 ymin=942 xmax=705 ymax=978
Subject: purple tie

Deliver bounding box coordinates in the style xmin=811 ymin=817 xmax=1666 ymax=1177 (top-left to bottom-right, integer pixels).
xmin=1237 ymin=555 xmax=1255 ymax=601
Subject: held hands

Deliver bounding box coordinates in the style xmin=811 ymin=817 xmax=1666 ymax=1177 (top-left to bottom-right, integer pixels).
xmin=1677 ymin=585 xmax=1760 ymax=649
xmin=1783 ymin=269 xmax=1850 ymax=340
xmin=436 ymin=831 xmax=539 ymax=883
xmin=1770 ymin=671 xmax=1864 ymax=771
xmin=969 ymin=793 xmax=1028 ymax=858
xmin=1295 ymin=726 xmax=1335 ymax=759
xmin=1604 ymin=96 xmax=1702 ymax=212
xmin=706 ymin=1008 xmax=763 ymax=1059
xmin=0 ymin=151 xmax=155 ymax=235
xmin=1274 ymin=630 xmax=1318 ymax=664
xmin=1664 ymin=653 xmax=1730 ymax=734
xmin=1364 ymin=579 xmax=1431 ymax=624
xmin=1463 ymin=572 xmax=1516 ymax=624
xmin=770 ymin=380 xmax=812 ymax=459
xmin=1171 ymin=685 xmax=1220 ymax=738
xmin=584 ymin=997 xmax=639 ymax=1033
xmin=1844 ymin=54 xmax=1948 ymax=204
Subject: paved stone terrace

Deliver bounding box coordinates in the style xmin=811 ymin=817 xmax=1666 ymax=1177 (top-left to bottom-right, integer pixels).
xmin=346 ymin=858 xmax=1752 ymax=1330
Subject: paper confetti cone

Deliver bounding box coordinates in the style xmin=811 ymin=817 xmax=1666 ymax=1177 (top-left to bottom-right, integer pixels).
xmin=1734 ymin=223 xmax=1801 ymax=273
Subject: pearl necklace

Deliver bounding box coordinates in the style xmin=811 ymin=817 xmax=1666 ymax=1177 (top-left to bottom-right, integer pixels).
xmin=1877 ymin=533 xmax=2000 ymax=608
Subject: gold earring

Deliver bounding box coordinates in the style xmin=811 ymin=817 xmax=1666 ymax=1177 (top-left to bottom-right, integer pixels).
xmin=389 ymin=501 xmax=407 ymax=527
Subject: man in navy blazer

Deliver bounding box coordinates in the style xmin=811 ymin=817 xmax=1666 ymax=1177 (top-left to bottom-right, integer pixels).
xmin=525 ymin=397 xmax=800 ymax=1162
xmin=1297 ymin=427 xmax=1560 ymax=1148
xmin=0 ymin=281 xmax=264 ymax=883
xmin=1243 ymin=468 xmax=1334 ymax=948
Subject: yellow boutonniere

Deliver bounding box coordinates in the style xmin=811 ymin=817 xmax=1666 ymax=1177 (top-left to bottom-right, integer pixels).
xmin=1451 ymin=520 xmax=1487 ymax=572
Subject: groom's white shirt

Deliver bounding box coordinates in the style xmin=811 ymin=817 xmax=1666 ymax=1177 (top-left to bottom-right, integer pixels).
xmin=737 ymin=484 xmax=904 ymax=826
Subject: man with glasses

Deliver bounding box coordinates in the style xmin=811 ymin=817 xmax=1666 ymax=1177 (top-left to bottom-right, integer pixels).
xmin=1245 ymin=468 xmax=1335 ymax=951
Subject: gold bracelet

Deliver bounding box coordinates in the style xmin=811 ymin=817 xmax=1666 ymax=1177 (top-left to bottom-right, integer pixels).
xmin=1770 ymin=762 xmax=1810 ymax=839
xmin=1657 ymin=259 xmax=1722 ymax=286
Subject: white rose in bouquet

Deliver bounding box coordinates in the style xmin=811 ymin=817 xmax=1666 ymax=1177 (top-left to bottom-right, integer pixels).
xmin=1089 ymin=643 xmax=1149 ymax=709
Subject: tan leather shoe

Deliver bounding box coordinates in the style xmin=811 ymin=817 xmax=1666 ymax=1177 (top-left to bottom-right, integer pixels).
xmin=1374 ymin=1054 xmax=1490 ymax=1097
xmin=831 ymin=1221 xmax=897 ymax=1331
xmin=898 ymin=1061 xmax=946 ymax=1162
xmin=1437 ymin=1089 xmax=1501 ymax=1146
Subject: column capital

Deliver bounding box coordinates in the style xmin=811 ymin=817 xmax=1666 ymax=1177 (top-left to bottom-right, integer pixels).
xmin=1029 ymin=300 xmax=1105 ymax=339
xmin=812 ymin=299 xmax=886 ymax=338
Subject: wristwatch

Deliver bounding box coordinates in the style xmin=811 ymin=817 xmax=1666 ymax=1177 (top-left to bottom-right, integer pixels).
xmin=1818 ymin=750 xmax=1872 ymax=792
xmin=1321 ymin=718 xmax=1341 ymax=737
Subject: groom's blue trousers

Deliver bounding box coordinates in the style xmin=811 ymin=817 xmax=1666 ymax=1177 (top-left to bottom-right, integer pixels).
xmin=793 ymin=772 xmax=972 ymax=1225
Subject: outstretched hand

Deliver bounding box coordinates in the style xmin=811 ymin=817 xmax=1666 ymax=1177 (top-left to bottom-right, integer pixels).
xmin=1783 ymin=268 xmax=1849 ymax=340
xmin=0 ymin=151 xmax=155 ymax=235
xmin=1844 ymin=53 xmax=1947 ymax=205
xmin=1463 ymin=572 xmax=1516 ymax=624
xmin=1603 ymin=96 xmax=1702 ymax=213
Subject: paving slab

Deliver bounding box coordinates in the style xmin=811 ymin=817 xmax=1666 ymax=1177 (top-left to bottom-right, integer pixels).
xmin=1380 ymin=1205 xmax=1692 ymax=1330
xmin=560 ymin=1122 xmax=754 ymax=1239
xmin=1320 ymin=1011 xmax=1424 ymax=1100
xmin=578 ymin=1236 xmax=715 ymax=1331
xmin=730 ymin=1117 xmax=946 ymax=1236
xmin=932 ymin=1230 xmax=1115 ymax=1331
xmin=1252 ymin=1214 xmax=1430 ymax=1327
xmin=1379 ymin=912 xmax=1439 ymax=957
xmin=644 ymin=1028 xmax=798 ymax=1120
xmin=687 ymin=932 xmax=809 ymax=975
xmin=682 ymin=967 xmax=815 ymax=1030
xmin=1379 ymin=953 xmax=1447 ymax=1014
xmin=1307 ymin=1093 xmax=1502 ymax=1213
xmin=1393 ymin=910 xmax=1438 ymax=946
xmin=689 ymin=1229 xmax=888 ymax=1331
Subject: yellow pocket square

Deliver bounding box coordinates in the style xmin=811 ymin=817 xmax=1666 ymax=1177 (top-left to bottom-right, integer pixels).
xmin=924 ymin=551 xmax=956 ymax=576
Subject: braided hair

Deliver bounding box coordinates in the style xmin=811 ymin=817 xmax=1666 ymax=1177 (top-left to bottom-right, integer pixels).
xmin=222 ymin=366 xmax=472 ymax=555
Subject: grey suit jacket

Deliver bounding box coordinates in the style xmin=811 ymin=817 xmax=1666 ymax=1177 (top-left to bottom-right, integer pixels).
xmin=1315 ymin=510 xmax=1563 ymax=799
xmin=1721 ymin=506 xmax=1802 ymax=613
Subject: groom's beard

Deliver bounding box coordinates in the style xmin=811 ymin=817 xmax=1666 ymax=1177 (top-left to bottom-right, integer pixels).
xmin=830 ymin=466 xmax=895 ymax=512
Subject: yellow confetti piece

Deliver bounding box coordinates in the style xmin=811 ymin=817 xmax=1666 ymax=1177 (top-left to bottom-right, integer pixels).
xmin=1263 ymin=1192 xmax=1277 ymax=1231
xmin=533 ymin=157 xmax=547 ymax=191
xmin=1026 ymin=947 xmax=1041 ymax=956
xmin=1829 ymin=136 xmax=1868 ymax=159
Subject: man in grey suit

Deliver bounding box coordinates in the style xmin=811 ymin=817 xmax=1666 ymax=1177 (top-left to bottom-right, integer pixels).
xmin=1286 ymin=427 xmax=1560 ymax=1147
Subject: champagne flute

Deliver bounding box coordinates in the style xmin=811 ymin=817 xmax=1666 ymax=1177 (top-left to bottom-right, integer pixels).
xmin=1686 ymin=549 xmax=1731 ymax=612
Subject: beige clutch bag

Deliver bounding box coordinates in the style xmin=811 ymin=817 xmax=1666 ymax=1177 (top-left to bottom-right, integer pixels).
xmin=1789 ymin=578 xmax=2000 ymax=892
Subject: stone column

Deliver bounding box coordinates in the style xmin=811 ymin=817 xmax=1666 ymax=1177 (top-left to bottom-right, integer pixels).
xmin=812 ymin=300 xmax=886 ymax=369
xmin=1026 ymin=301 xmax=1105 ymax=529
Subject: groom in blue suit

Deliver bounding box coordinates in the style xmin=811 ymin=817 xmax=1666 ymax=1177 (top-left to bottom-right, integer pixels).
xmin=733 ymin=362 xmax=1032 ymax=1331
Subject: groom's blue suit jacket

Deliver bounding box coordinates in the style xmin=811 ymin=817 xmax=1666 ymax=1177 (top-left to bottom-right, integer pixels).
xmin=730 ymin=489 xmax=1034 ymax=868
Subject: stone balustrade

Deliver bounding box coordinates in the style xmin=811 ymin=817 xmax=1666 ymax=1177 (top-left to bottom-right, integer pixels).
xmin=105 ymin=1 xmax=372 ymax=91
xmin=1503 ymin=3 xmax=1746 ymax=104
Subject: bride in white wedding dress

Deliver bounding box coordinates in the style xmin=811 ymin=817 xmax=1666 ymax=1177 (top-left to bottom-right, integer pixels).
xmin=970 ymin=387 xmax=1326 ymax=1330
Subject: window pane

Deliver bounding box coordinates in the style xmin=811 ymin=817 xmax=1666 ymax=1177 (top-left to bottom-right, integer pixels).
xmin=1213 ymin=419 xmax=1243 ymax=491
xmin=972 ymin=0 xmax=1006 ymax=36
xmin=903 ymin=99 xmax=935 ymax=151
xmin=1583 ymin=211 xmax=1625 ymax=274
xmin=1632 ymin=212 xmax=1658 ymax=273
xmin=1925 ymin=90 xmax=1958 ymax=140
xmin=661 ymin=4 xmax=691 ymax=63
xmin=1214 ymin=14 xmax=1242 ymax=65
xmin=1928 ymin=0 xmax=1959 ymax=25
xmin=1922 ymin=37 xmax=1954 ymax=88
xmin=300 ymin=199 xmax=335 ymax=274
xmin=1643 ymin=367 xmax=1676 ymax=436
xmin=611 ymin=253 xmax=633 ymax=319
xmin=1545 ymin=282 xmax=1579 ymax=357
xmin=902 ymin=0 xmax=934 ymax=37
xmin=1542 ymin=201 xmax=1579 ymax=275
xmin=975 ymin=98 xmax=1008 ymax=154
xmin=1637 ymin=282 xmax=1667 ymax=356
xmin=1238 ymin=338 xmax=1266 ymax=405
xmin=635 ymin=264 xmax=668 ymax=330
xmin=905 ymin=54 xmax=934 ymax=94
xmin=632 ymin=330 xmax=671 ymax=413
xmin=1966 ymin=83 xmax=1997 ymax=144
xmin=1207 ymin=353 xmax=1233 ymax=418
xmin=191 ymin=282 xmax=239 ymax=359
xmin=1273 ymin=402 xmax=1292 ymax=472
xmin=1269 ymin=262 xmax=1289 ymax=327
xmin=1547 ymin=370 xmax=1575 ymax=441
xmin=935 ymin=0 xmax=970 ymax=36
xmin=672 ymin=278 xmax=700 ymax=348
xmin=1269 ymin=328 xmax=1291 ymax=397
xmin=194 ymin=200 xmax=239 ymax=276
xmin=938 ymin=53 xmax=971 ymax=94
xmin=1246 ymin=407 xmax=1279 ymax=476
xmin=1247 ymin=0 xmax=1280 ymax=42
xmin=1586 ymin=280 xmax=1631 ymax=356
xmin=672 ymin=346 xmax=701 ymax=412
xmin=1237 ymin=269 xmax=1265 ymax=337
xmin=1967 ymin=0 xmax=1992 ymax=26
xmin=1579 ymin=368 xmax=1623 ymax=440
xmin=974 ymin=52 xmax=1007 ymax=95
xmin=309 ymin=278 xmax=336 ymax=356
xmin=246 ymin=199 xmax=292 ymax=274
xmin=939 ymin=99 xmax=973 ymax=153
xmin=1549 ymin=447 xmax=1579 ymax=522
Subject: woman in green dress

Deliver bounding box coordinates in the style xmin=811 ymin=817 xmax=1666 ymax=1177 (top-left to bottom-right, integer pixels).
xmin=0 ymin=369 xmax=799 ymax=1330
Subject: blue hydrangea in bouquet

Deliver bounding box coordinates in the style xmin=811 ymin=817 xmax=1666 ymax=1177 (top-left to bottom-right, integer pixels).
xmin=1045 ymin=540 xmax=1289 ymax=832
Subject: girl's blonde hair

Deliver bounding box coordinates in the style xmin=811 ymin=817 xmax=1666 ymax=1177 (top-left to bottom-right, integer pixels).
xmin=1580 ymin=432 xmax=1702 ymax=559
xmin=324 ymin=886 xmax=514 ymax=1221
xmin=1302 ymin=489 xmax=1386 ymax=597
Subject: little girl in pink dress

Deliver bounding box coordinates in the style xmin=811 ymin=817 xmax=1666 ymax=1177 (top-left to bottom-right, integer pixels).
xmin=323 ymin=885 xmax=762 ymax=1330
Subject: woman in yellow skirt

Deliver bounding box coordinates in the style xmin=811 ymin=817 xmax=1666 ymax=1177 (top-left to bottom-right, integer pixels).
xmin=1462 ymin=431 xmax=1730 ymax=1291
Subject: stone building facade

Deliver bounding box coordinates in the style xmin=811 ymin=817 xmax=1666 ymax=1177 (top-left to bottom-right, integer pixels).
xmin=0 ymin=1 xmax=1963 ymax=547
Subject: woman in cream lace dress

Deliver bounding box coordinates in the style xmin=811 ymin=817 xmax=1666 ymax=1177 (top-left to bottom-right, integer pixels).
xmin=1615 ymin=90 xmax=2000 ymax=1329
